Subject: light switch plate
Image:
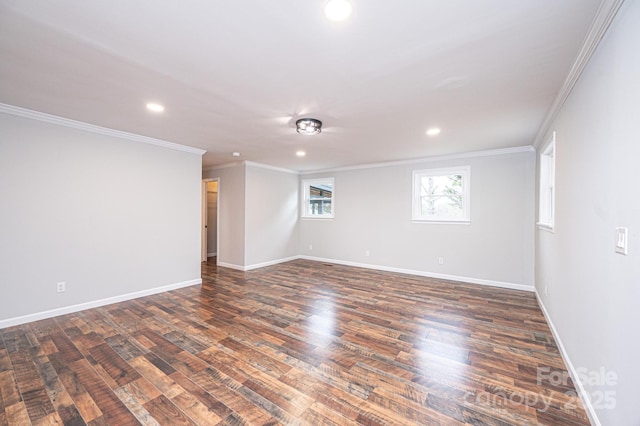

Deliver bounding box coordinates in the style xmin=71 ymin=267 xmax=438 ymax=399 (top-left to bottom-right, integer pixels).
xmin=615 ymin=227 xmax=628 ymax=255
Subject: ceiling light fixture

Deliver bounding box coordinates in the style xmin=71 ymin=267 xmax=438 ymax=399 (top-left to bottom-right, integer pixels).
xmin=232 ymin=151 xmax=241 ymax=157
xmin=296 ymin=151 xmax=306 ymax=157
xmin=296 ymin=118 xmax=322 ymax=135
xmin=426 ymin=127 xmax=441 ymax=136
xmin=324 ymin=0 xmax=352 ymax=21
xmin=146 ymin=102 xmax=164 ymax=113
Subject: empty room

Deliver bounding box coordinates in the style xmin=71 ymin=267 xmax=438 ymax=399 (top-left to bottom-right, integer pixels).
xmin=0 ymin=0 xmax=638 ymax=425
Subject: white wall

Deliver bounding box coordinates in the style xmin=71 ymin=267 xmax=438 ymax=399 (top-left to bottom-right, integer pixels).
xmin=203 ymin=164 xmax=245 ymax=268
xmin=245 ymin=165 xmax=299 ymax=267
xmin=300 ymin=149 xmax=536 ymax=289
xmin=204 ymin=163 xmax=300 ymax=269
xmin=0 ymin=112 xmax=203 ymax=324
xmin=535 ymin=2 xmax=640 ymax=424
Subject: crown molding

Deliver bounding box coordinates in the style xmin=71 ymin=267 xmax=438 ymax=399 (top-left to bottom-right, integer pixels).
xmin=533 ymin=0 xmax=625 ymax=149
xmin=0 ymin=103 xmax=206 ymax=155
xmin=244 ymin=161 xmax=299 ymax=175
xmin=301 ymin=145 xmax=534 ymax=175
xmin=204 ymin=160 xmax=298 ymax=175
xmin=203 ymin=161 xmax=244 ymax=172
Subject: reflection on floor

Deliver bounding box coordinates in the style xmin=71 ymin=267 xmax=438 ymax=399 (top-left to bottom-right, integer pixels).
xmin=0 ymin=259 xmax=588 ymax=425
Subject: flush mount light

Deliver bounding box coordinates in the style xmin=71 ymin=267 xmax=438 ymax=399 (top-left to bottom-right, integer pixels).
xmin=296 ymin=118 xmax=322 ymax=135
xmin=296 ymin=150 xmax=306 ymax=157
xmin=324 ymin=0 xmax=352 ymax=21
xmin=232 ymin=151 xmax=241 ymax=157
xmin=146 ymin=102 xmax=164 ymax=113
xmin=426 ymin=127 xmax=441 ymax=136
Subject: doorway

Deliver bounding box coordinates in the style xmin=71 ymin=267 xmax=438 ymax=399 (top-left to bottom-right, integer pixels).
xmin=202 ymin=178 xmax=219 ymax=264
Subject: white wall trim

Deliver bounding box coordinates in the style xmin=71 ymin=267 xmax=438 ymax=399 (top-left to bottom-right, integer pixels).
xmin=204 ymin=161 xmax=298 ymax=175
xmin=204 ymin=146 xmax=534 ymax=176
xmin=301 ymin=146 xmax=534 ymax=175
xmin=299 ymin=256 xmax=534 ymax=292
xmin=218 ymin=256 xmax=301 ymax=272
xmin=532 ymin=0 xmax=625 ymax=149
xmin=534 ymin=290 xmax=601 ymax=426
xmin=207 ymin=252 xmax=217 ymax=257
xmin=217 ymin=255 xmax=532 ymax=291
xmin=0 ymin=103 xmax=206 ymax=155
xmin=243 ymin=164 xmax=249 ymax=267
xmin=217 ymin=262 xmax=246 ymax=271
xmin=203 ymin=161 xmax=245 ymax=172
xmin=0 ymin=278 xmax=202 ymax=329
xmin=244 ymin=256 xmax=301 ymax=271
xmin=244 ymin=161 xmax=299 ymax=175
xmin=215 ymin=254 xmax=532 ymax=291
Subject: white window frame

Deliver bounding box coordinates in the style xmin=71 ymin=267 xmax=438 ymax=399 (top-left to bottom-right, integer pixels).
xmin=538 ymin=132 xmax=556 ymax=231
xmin=412 ymin=166 xmax=470 ymax=223
xmin=301 ymin=177 xmax=335 ymax=219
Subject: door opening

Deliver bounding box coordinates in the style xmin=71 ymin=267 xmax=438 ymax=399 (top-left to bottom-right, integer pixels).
xmin=202 ymin=178 xmax=219 ymax=264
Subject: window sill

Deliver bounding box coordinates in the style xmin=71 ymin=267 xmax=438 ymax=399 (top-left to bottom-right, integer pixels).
xmin=537 ymin=223 xmax=555 ymax=233
xmin=301 ymin=217 xmax=335 ymax=221
xmin=412 ymin=220 xmax=471 ymax=225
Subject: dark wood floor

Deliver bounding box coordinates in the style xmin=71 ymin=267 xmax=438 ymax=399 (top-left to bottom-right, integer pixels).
xmin=0 ymin=258 xmax=588 ymax=425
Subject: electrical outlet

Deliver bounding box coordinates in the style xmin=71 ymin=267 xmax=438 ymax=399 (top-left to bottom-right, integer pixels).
xmin=544 ymin=285 xmax=548 ymax=296
xmin=57 ymin=282 xmax=66 ymax=293
xmin=438 ymin=257 xmax=444 ymax=265
xmin=309 ymin=244 xmax=313 ymax=251
xmin=365 ymin=250 xmax=370 ymax=257
xmin=615 ymin=227 xmax=628 ymax=255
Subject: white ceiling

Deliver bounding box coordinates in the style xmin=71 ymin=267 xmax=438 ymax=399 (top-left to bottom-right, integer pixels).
xmin=0 ymin=0 xmax=603 ymax=171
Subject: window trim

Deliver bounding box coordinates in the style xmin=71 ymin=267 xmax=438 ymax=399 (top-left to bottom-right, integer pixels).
xmin=301 ymin=177 xmax=335 ymax=219
xmin=537 ymin=132 xmax=556 ymax=231
xmin=412 ymin=166 xmax=470 ymax=223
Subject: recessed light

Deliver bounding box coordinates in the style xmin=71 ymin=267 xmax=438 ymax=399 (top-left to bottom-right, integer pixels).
xmin=146 ymin=102 xmax=164 ymax=113
xmin=324 ymin=0 xmax=352 ymax=21
xmin=232 ymin=152 xmax=241 ymax=157
xmin=296 ymin=151 xmax=306 ymax=157
xmin=426 ymin=128 xmax=441 ymax=136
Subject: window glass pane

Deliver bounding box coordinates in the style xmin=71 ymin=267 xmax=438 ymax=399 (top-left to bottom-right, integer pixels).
xmin=420 ymin=195 xmax=463 ymax=218
xmin=302 ymin=179 xmax=334 ymax=218
xmin=307 ymin=200 xmax=332 ymax=215
xmin=419 ymin=174 xmax=463 ymax=218
xmin=538 ymin=132 xmax=555 ymax=228
xmin=412 ymin=167 xmax=469 ymax=222
xmin=420 ymin=174 xmax=462 ymax=197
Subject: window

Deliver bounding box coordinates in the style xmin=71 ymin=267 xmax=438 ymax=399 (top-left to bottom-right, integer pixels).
xmin=538 ymin=132 xmax=555 ymax=229
xmin=302 ymin=178 xmax=334 ymax=218
xmin=412 ymin=167 xmax=470 ymax=222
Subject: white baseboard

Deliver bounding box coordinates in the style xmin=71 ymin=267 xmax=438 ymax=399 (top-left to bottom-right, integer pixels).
xmin=218 ymin=256 xmax=301 ymax=272
xmin=299 ymin=255 xmax=534 ymax=292
xmin=0 ymin=278 xmax=202 ymax=329
xmin=217 ymin=255 xmax=532 ymax=291
xmin=535 ymin=290 xmax=600 ymax=426
xmin=244 ymin=256 xmax=301 ymax=271
xmin=207 ymin=252 xmax=217 ymax=257
xmin=217 ymin=261 xmax=246 ymax=271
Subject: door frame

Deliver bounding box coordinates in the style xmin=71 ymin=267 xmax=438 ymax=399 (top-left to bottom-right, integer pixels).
xmin=202 ymin=178 xmax=220 ymax=265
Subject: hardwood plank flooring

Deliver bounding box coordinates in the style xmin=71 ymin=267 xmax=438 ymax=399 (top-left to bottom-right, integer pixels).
xmin=0 ymin=259 xmax=588 ymax=425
